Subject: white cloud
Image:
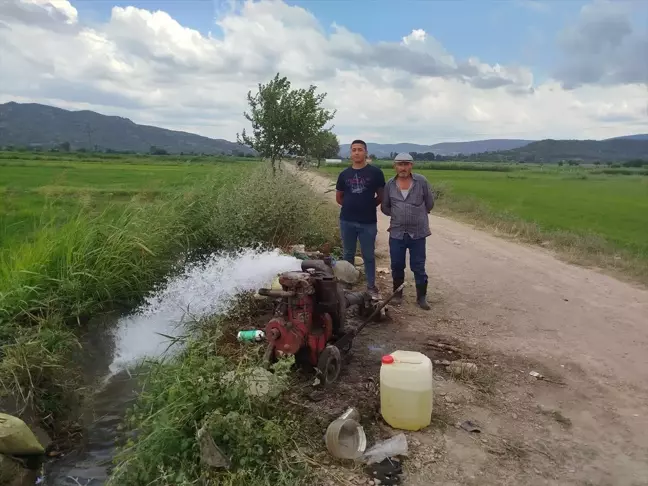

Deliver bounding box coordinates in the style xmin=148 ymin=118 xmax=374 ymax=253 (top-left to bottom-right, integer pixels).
xmin=554 ymin=0 xmax=648 ymax=88
xmin=0 ymin=0 xmax=646 ymax=144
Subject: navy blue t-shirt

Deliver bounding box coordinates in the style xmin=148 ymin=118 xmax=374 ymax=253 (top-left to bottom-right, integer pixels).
xmin=336 ymin=164 xmax=386 ymax=224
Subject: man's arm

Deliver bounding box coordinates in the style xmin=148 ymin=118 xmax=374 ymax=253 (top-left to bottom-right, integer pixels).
xmin=424 ymin=179 xmax=435 ymax=213
xmin=374 ymin=167 xmax=386 ymax=207
xmin=380 ymin=184 xmax=392 ymax=216
xmin=335 ymin=172 xmax=345 ymax=207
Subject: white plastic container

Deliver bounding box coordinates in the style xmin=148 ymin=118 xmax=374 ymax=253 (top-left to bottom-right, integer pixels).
xmin=380 ymin=350 xmax=433 ymax=431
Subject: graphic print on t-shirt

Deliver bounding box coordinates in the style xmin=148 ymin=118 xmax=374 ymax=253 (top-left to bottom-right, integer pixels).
xmin=336 ymin=165 xmax=385 ymax=224
xmin=349 ymin=173 xmax=369 ymax=194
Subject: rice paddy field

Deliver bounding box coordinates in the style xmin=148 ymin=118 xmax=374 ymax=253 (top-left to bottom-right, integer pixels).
xmin=0 ymin=154 xmax=257 ymax=250
xmin=321 ymin=161 xmax=648 ymax=283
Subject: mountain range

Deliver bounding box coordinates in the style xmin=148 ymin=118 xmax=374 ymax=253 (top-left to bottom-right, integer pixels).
xmin=340 ymin=135 xmax=648 ymax=158
xmin=0 ymin=102 xmax=646 ymax=162
xmin=339 ymin=139 xmax=534 ymax=157
xmin=0 ymin=102 xmax=254 ymax=155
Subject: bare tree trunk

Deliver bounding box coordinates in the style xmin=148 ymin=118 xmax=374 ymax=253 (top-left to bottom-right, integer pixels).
xmin=270 ymin=157 xmax=276 ymax=175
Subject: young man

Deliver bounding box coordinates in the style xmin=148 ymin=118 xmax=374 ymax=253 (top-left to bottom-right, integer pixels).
xmin=336 ymin=139 xmax=386 ymax=296
xmin=380 ymin=152 xmax=434 ymax=310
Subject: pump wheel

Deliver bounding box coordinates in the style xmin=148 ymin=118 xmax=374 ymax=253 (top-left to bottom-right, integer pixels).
xmin=316 ymin=345 xmax=342 ymax=387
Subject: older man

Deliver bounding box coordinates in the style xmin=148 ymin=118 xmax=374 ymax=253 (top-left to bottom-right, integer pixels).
xmin=380 ymin=152 xmax=434 ymax=309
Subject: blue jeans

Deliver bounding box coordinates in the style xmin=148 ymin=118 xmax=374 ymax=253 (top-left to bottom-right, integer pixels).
xmin=339 ymin=220 xmax=377 ymax=288
xmin=389 ymin=234 xmax=428 ymax=286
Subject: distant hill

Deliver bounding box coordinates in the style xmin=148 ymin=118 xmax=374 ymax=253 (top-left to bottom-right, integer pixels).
xmin=606 ymin=134 xmax=648 ymax=141
xmin=498 ymin=139 xmax=648 ymax=163
xmin=341 ymin=136 xmax=648 ymax=162
xmin=340 ymin=139 xmax=533 ymax=158
xmin=0 ymin=102 xmax=254 ymax=155
xmin=2 ymin=101 xmax=645 ymax=162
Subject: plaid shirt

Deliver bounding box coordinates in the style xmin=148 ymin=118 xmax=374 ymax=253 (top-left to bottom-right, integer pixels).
xmin=380 ymin=173 xmax=435 ymax=239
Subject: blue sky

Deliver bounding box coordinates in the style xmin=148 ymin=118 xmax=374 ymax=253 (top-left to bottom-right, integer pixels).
xmin=3 ymin=0 xmax=647 ymax=142
xmin=69 ymin=0 xmax=648 ymax=89
xmin=73 ymin=0 xmax=589 ymax=76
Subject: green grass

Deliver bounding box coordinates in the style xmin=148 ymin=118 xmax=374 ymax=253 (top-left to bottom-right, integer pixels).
xmin=104 ymin=169 xmax=342 ymax=485
xmin=421 ymin=169 xmax=648 ymax=255
xmin=0 ymin=153 xmax=339 ymax=455
xmin=108 ymin=303 xmax=311 ymax=486
xmin=321 ymin=163 xmax=648 ymax=283
xmin=0 ymin=156 xmax=257 ymax=249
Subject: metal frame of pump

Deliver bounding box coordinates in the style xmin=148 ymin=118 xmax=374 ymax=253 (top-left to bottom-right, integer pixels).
xmin=258 ymin=258 xmax=404 ymax=387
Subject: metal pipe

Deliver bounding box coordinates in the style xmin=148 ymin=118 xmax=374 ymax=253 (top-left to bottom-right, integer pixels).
xmin=258 ymin=289 xmax=296 ymax=298
xmin=301 ymin=259 xmax=333 ymax=275
xmin=335 ymin=282 xmax=407 ymax=349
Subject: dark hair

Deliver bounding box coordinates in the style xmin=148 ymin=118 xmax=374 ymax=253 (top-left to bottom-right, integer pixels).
xmin=350 ymin=139 xmax=367 ymax=151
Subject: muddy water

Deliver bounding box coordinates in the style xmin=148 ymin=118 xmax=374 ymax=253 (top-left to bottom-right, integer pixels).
xmin=44 ymin=249 xmax=301 ymax=485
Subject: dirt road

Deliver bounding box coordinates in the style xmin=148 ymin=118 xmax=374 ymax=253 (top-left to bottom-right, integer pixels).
xmin=294 ymin=167 xmax=648 ymax=486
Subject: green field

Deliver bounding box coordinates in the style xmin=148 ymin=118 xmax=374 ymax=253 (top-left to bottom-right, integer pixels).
xmin=321 ymin=163 xmax=648 ymax=281
xmin=0 ymin=157 xmax=256 ymax=249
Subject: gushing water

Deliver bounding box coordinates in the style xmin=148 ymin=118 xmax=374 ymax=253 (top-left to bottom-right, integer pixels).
xmin=46 ymin=248 xmax=301 ymax=484
xmin=109 ymin=248 xmax=301 ymax=374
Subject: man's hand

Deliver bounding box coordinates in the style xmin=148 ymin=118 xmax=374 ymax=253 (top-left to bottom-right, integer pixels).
xmin=375 ymin=187 xmax=384 ymax=206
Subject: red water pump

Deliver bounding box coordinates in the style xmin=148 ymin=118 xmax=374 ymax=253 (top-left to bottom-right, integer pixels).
xmin=258 ymin=259 xmax=401 ymax=386
xmin=264 ymin=271 xmax=333 ymax=364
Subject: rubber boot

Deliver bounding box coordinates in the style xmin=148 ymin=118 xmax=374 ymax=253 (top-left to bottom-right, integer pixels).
xmin=416 ymin=282 xmax=430 ymax=310
xmin=391 ymin=279 xmax=404 ymax=305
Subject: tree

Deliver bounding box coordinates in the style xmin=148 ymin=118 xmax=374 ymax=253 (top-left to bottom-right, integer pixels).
xmin=150 ymin=145 xmax=168 ymax=155
xmin=237 ymin=73 xmax=336 ymax=173
xmin=311 ymin=130 xmax=340 ymax=167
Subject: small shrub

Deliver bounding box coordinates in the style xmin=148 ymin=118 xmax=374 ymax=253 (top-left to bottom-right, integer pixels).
xmin=203 ymin=165 xmax=339 ymax=250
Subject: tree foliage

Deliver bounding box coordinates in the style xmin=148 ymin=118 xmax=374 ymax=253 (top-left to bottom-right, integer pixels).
xmin=237 ymin=73 xmax=336 ymax=172
xmin=311 ymin=130 xmax=340 ymax=167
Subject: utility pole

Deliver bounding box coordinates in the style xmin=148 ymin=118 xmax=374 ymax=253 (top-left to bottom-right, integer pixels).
xmin=84 ymin=123 xmax=96 ymax=151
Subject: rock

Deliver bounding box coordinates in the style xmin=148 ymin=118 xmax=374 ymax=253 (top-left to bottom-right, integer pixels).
xmin=221 ymin=367 xmax=280 ymax=398
xmin=333 ymin=260 xmax=360 ymax=284
xmin=0 ymin=414 xmax=45 ymax=455
xmin=448 ymin=361 xmax=478 ymax=379
xmin=512 ymin=413 xmax=518 ymax=419
xmin=197 ymin=423 xmax=230 ymax=469
xmin=355 ymin=256 xmax=364 ymax=266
